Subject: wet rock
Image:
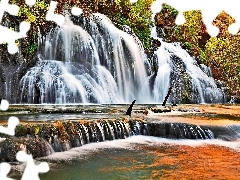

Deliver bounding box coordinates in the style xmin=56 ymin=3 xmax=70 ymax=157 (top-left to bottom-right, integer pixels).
xmin=228 ymin=96 xmax=240 ymax=104
xmin=0 ymin=136 xmax=53 ymax=162
xmin=177 ymin=108 xmax=200 ymax=112
xmin=147 ymin=122 xmax=213 ymax=140
xmin=152 ymin=108 xmax=171 ymax=113
xmin=178 ymin=108 xmax=187 ymax=112
xmin=143 ymin=109 xmax=149 ymax=115
xmin=201 ymin=125 xmax=240 ymax=141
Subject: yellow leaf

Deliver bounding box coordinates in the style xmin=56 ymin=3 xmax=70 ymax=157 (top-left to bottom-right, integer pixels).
xmin=35 ymin=127 xmax=40 ymax=135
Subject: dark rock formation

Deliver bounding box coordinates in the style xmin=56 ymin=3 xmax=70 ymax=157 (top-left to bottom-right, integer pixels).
xmin=162 ymin=86 xmax=172 ymax=106
xmin=0 ymin=136 xmax=53 ymax=162
xmin=126 ymin=100 xmax=136 ymax=116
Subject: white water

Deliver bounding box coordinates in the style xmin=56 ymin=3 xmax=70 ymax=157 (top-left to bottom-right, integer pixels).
xmin=19 ymin=13 xmax=225 ymax=104
xmin=20 ymin=14 xmax=151 ymax=104
xmin=152 ymin=40 xmax=225 ymax=103
xmin=41 ymin=136 xmax=240 ymax=161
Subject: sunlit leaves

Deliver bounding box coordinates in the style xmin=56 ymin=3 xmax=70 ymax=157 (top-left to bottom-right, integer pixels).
xmin=98 ymin=0 xmax=153 ymax=48
xmin=129 ymin=0 xmax=154 ymax=48
xmin=205 ymin=33 xmax=240 ymax=96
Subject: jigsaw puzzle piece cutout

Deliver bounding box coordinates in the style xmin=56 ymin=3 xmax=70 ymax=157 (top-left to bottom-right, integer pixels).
xmin=200 ymin=6 xmax=221 ymax=37
xmin=0 ymin=21 xmax=30 ymax=54
xmin=0 ymin=116 xmax=19 ymax=136
xmin=151 ymin=0 xmax=223 ymax=36
xmin=198 ymin=0 xmax=235 ymax=37
xmin=0 ymin=163 xmax=16 ymax=180
xmin=164 ymin=0 xmax=195 ymax=25
xmin=223 ymin=0 xmax=240 ymax=35
xmin=0 ymin=0 xmax=31 ymax=54
xmin=71 ymin=7 xmax=83 ymax=16
xmin=25 ymin=0 xmax=36 ymax=6
xmin=151 ymin=0 xmax=199 ymax=24
xmin=16 ymin=151 xmax=50 ymax=180
xmin=0 ymin=99 xmax=9 ymax=111
xmin=0 ymin=0 xmax=19 ymax=20
xmin=46 ymin=1 xmax=65 ymax=26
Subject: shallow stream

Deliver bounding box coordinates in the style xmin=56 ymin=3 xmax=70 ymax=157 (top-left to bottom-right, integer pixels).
xmin=5 ymin=104 xmax=240 ymax=179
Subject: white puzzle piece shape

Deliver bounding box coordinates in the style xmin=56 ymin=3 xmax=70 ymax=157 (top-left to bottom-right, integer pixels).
xmin=16 ymin=151 xmax=50 ymax=180
xmin=0 ymin=0 xmax=31 ymax=54
xmin=0 ymin=163 xmax=16 ymax=180
xmin=150 ymin=0 xmax=240 ymax=37
xmin=46 ymin=1 xmax=65 ymax=26
xmin=0 ymin=116 xmax=19 ymax=136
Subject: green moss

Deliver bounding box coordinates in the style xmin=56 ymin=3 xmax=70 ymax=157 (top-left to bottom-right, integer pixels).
xmin=184 ymin=41 xmax=193 ymax=50
xmin=103 ymin=0 xmax=154 ymax=49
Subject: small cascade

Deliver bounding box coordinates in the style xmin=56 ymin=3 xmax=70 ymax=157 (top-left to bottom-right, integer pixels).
xmin=147 ymin=122 xmax=214 ymax=139
xmin=77 ymin=127 xmax=84 ymax=146
xmin=81 ymin=124 xmax=90 ymax=144
xmin=51 ymin=135 xmax=63 ymax=152
xmin=0 ymin=119 xmax=227 ymax=162
xmin=103 ymin=121 xmax=115 ymax=140
xmin=46 ymin=119 xmax=148 ymax=152
xmin=46 ymin=120 xmax=215 ymax=153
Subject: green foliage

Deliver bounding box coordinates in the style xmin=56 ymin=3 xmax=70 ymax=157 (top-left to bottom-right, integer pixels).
xmin=155 ymin=5 xmax=240 ymax=97
xmin=203 ymin=12 xmax=240 ymax=97
xmin=115 ymin=12 xmax=129 ymax=25
xmin=182 ymin=90 xmax=191 ymax=104
xmin=184 ymin=42 xmax=192 ymax=50
xmin=155 ymin=5 xmax=207 ymax=60
xmin=128 ymin=0 xmax=154 ymax=48
xmin=7 ymin=0 xmax=52 ymax=57
xmin=26 ymin=42 xmax=38 ymax=55
xmin=104 ymin=0 xmax=153 ymax=48
xmin=12 ymin=0 xmax=50 ymax=25
xmin=205 ymin=35 xmax=240 ymax=96
xmin=35 ymin=127 xmax=40 ymax=135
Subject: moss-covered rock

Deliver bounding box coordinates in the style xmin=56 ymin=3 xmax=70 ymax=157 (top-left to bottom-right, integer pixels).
xmin=0 ymin=136 xmax=53 ymax=162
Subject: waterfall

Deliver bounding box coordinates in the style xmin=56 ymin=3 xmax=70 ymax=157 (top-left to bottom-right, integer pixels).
xmin=150 ymin=24 xmax=225 ymax=103
xmin=19 ymin=14 xmax=151 ymax=104
xmin=18 ymin=13 xmax=225 ymax=104
xmin=0 ymin=119 xmax=219 ymax=161
xmin=151 ymin=40 xmax=225 ymax=103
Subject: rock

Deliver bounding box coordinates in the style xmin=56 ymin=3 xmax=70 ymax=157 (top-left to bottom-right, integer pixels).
xmin=0 ymin=136 xmax=53 ymax=162
xmin=126 ymin=100 xmax=136 ymax=117
xmin=228 ymin=96 xmax=240 ymax=104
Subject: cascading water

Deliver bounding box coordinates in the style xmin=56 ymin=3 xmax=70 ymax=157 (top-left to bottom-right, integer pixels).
xmin=0 ymin=119 xmax=219 ymax=162
xmin=19 ymin=14 xmax=151 ymax=104
xmin=151 ymin=40 xmax=225 ymax=103
xmin=150 ymin=26 xmax=225 ymax=103
xmin=19 ymin=12 xmax=225 ymax=104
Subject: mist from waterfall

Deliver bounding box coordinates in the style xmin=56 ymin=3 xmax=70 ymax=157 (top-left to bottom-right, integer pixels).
xmin=19 ymin=13 xmax=225 ymax=104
